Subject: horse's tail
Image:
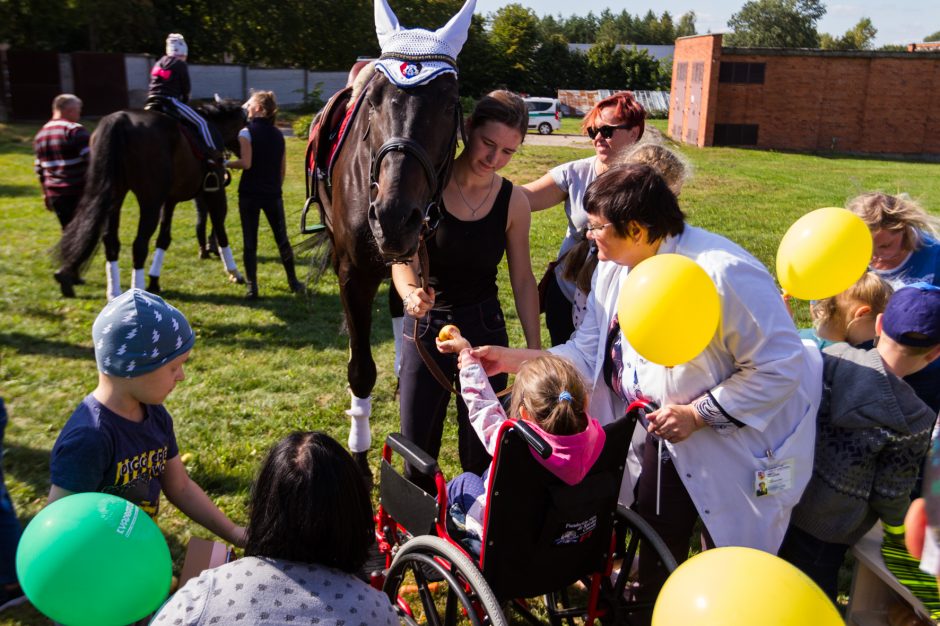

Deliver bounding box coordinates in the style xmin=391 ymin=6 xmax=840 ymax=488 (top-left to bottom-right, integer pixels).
xmin=294 ymin=229 xmax=333 ymax=285
xmin=57 ymin=113 xmax=127 ymax=276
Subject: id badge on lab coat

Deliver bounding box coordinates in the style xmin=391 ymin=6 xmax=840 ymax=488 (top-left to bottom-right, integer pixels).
xmin=754 ymin=458 xmax=794 ymax=497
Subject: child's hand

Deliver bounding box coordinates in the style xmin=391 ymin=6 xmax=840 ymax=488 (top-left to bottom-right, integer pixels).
xmin=436 ymin=324 xmax=470 ymax=354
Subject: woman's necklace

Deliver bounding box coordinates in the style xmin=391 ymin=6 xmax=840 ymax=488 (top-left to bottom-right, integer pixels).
xmin=455 ymin=173 xmax=496 ymax=218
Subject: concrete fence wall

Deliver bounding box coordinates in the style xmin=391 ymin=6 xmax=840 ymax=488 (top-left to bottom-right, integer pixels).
xmin=4 ymin=51 xmax=349 ymax=118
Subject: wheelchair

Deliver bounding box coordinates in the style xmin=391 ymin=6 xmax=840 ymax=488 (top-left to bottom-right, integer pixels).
xmin=372 ymin=401 xmax=677 ymax=625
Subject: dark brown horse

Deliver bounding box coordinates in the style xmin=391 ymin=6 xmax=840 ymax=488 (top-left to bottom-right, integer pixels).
xmin=305 ymin=0 xmax=473 ymax=470
xmin=55 ymin=99 xmax=246 ymax=299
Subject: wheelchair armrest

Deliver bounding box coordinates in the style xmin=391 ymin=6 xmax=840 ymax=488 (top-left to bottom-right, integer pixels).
xmin=385 ymin=433 xmax=439 ymax=476
xmin=514 ymin=421 xmax=552 ymax=460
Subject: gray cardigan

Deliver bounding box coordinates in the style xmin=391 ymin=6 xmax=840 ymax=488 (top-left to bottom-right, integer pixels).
xmin=789 ymin=342 xmax=936 ymax=546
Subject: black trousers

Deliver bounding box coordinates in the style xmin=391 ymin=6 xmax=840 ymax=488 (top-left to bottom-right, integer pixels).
xmin=777 ymin=525 xmax=847 ymax=601
xmin=634 ymin=432 xmax=713 ymax=618
xmin=45 ymin=195 xmax=80 ymax=229
xmin=238 ymin=193 xmax=297 ymax=287
xmin=398 ymin=296 xmax=509 ymax=494
xmin=543 ymin=270 xmax=575 ymax=347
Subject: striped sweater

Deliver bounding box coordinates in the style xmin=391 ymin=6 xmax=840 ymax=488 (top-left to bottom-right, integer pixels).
xmin=34 ymin=119 xmax=90 ymax=198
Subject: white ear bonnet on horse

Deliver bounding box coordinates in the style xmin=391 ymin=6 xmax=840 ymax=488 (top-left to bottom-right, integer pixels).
xmin=373 ymin=0 xmax=475 ymax=88
xmin=166 ymin=33 xmax=188 ymax=57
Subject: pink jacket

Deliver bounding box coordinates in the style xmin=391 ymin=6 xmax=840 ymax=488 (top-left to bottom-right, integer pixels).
xmin=459 ymin=351 xmax=605 ymax=486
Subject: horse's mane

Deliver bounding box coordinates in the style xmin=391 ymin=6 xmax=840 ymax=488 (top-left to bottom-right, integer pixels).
xmin=349 ymin=63 xmax=376 ymax=110
xmin=192 ymin=98 xmax=244 ymax=117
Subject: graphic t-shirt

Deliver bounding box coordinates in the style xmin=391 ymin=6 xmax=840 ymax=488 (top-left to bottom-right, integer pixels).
xmin=50 ymin=394 xmax=179 ymax=516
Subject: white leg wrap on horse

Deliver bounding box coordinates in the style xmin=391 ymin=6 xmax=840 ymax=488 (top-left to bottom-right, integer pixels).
xmin=346 ymin=394 xmax=372 ymax=453
xmin=220 ymin=246 xmax=237 ymax=272
xmin=106 ymin=261 xmax=121 ymax=300
xmin=392 ymin=316 xmax=404 ymax=377
xmin=149 ymin=248 xmax=166 ymax=277
xmin=132 ymin=268 xmax=146 ymax=290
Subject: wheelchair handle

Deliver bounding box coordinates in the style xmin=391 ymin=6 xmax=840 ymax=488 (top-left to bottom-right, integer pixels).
xmin=385 ymin=432 xmax=439 ymax=476
xmin=514 ymin=421 xmax=552 ymax=460
xmin=626 ymin=399 xmax=659 ymax=425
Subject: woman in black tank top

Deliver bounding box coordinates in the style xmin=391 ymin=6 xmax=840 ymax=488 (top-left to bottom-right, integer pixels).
xmin=392 ymin=91 xmax=541 ymax=490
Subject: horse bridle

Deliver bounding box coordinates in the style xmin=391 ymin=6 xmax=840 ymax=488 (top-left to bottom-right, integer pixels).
xmin=368 ymin=108 xmax=461 ymax=246
xmin=365 ymin=61 xmax=465 ymax=394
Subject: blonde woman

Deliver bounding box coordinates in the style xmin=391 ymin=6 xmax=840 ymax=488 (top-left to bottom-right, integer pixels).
xmin=848 ymin=192 xmax=940 ymax=289
xmin=227 ymin=91 xmax=302 ymax=299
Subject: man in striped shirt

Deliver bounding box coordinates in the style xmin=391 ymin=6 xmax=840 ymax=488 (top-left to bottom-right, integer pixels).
xmin=34 ymin=94 xmax=90 ymax=229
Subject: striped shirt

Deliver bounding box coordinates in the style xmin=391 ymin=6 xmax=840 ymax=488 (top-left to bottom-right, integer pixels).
xmin=34 ymin=119 xmax=90 ymax=198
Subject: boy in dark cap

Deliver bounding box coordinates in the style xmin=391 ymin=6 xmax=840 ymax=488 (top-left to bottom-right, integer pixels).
xmin=48 ymin=289 xmax=245 ymax=547
xmin=780 ymin=283 xmax=940 ymax=601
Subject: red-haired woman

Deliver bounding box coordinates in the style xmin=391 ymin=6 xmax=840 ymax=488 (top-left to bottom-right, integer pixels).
xmin=523 ymin=92 xmax=645 ymax=345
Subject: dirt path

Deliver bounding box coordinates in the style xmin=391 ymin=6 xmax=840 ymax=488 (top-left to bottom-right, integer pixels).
xmin=525 ymin=133 xmax=592 ymax=148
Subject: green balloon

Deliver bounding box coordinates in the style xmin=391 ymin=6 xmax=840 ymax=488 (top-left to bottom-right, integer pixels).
xmin=16 ymin=493 xmax=172 ymax=626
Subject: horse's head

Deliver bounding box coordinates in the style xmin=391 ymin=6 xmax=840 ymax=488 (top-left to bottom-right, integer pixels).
xmin=364 ymin=71 xmax=459 ymax=263
xmin=195 ymin=98 xmax=248 ymax=154
xmin=364 ymin=0 xmax=475 ymax=263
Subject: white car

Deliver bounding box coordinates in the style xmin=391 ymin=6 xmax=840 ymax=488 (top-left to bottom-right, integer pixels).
xmin=524 ymin=97 xmax=561 ymax=134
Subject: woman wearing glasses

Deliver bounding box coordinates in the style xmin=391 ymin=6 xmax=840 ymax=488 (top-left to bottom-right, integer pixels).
xmin=523 ymin=91 xmax=645 ymax=345
xmin=471 ymin=164 xmax=821 ymax=620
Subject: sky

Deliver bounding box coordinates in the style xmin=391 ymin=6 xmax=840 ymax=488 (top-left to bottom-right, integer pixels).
xmin=472 ymin=0 xmax=938 ymax=48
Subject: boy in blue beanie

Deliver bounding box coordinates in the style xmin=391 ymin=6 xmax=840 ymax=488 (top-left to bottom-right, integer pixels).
xmin=48 ymin=289 xmax=245 ymax=547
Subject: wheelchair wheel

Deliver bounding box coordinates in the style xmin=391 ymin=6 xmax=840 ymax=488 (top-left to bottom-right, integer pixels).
xmin=601 ymin=505 xmax=678 ymax=623
xmin=384 ymin=535 xmax=508 ymax=626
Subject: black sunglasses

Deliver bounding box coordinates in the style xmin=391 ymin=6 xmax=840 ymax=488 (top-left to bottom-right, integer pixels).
xmin=587 ymin=123 xmax=632 ymax=140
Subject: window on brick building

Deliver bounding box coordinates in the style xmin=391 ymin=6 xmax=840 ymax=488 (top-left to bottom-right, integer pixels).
xmin=718 ymin=62 xmax=765 ymax=84
xmin=713 ymin=124 xmax=759 ymax=146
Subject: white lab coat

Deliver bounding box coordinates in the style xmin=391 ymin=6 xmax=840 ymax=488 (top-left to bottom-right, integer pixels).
xmin=552 ymin=225 xmax=822 ymax=554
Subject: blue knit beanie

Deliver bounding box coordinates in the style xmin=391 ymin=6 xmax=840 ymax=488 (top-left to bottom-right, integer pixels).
xmin=92 ymin=289 xmax=195 ymax=378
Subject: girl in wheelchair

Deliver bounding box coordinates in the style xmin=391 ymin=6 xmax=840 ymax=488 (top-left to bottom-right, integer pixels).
xmin=438 ymin=328 xmax=606 ymax=545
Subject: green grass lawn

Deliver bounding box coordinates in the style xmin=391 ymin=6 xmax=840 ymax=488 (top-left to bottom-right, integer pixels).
xmin=553 ymin=116 xmax=668 ymax=136
xmin=1 ymin=119 xmax=938 ymax=624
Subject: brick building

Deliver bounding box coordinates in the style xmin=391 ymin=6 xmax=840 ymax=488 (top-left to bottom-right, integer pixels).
xmin=668 ymin=33 xmax=940 ymax=155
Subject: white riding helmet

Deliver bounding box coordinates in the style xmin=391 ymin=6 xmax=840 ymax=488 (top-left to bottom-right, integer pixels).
xmin=166 ymin=33 xmax=188 ymax=58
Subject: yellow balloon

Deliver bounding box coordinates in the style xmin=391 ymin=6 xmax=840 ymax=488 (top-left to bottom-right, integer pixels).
xmin=776 ymin=207 xmax=872 ymax=300
xmin=617 ymin=254 xmax=720 ymax=367
xmin=652 ymin=547 xmax=842 ymax=626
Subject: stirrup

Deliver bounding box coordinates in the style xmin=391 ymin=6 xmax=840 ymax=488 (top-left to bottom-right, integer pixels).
xmin=300 ymin=195 xmax=327 ymax=234
xmin=203 ymin=170 xmax=221 ymax=193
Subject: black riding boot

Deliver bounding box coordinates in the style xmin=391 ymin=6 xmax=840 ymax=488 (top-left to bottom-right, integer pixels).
xmin=284 ymin=258 xmax=304 ymax=294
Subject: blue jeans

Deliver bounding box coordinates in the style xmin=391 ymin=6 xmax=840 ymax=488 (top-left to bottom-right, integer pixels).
xmin=446 ymin=471 xmax=487 ymax=555
xmin=0 ymin=399 xmax=22 ymax=585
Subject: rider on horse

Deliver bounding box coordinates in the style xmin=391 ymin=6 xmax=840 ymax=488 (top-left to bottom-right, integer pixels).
xmin=147 ymin=34 xmax=224 ymax=190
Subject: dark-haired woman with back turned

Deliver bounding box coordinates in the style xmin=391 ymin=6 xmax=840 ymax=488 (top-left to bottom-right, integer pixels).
xmin=152 ymin=432 xmax=397 ymax=625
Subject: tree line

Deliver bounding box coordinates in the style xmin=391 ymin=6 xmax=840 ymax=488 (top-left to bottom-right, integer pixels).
xmin=0 ymin=1 xmax=685 ymax=97
xmin=725 ymin=0 xmax=937 ymax=51
xmin=2 ymin=0 xmax=935 ymax=99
